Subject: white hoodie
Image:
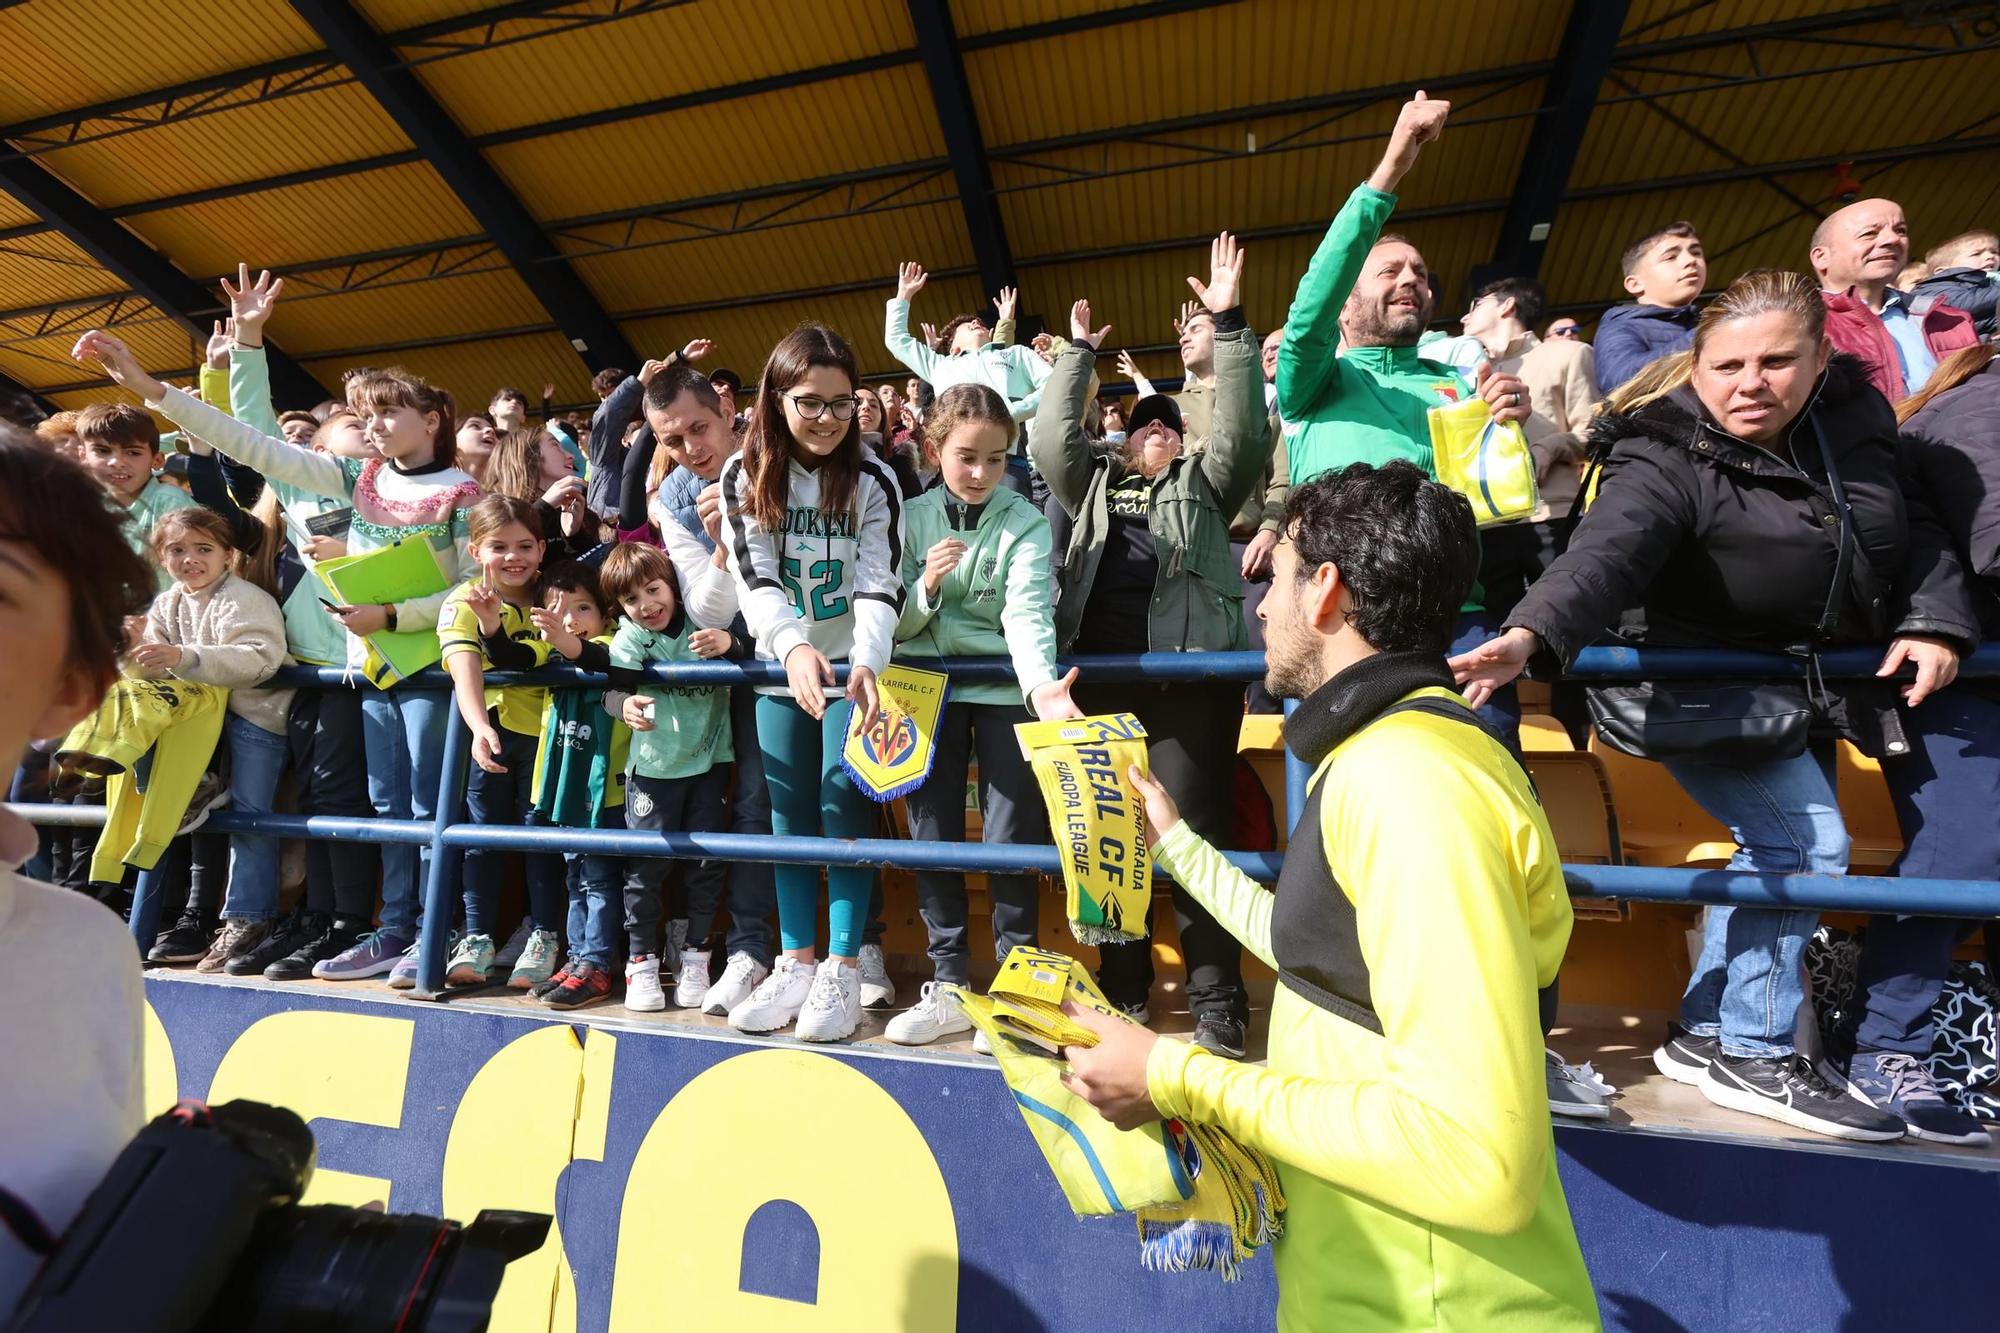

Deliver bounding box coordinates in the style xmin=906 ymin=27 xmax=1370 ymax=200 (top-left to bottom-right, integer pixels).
xmin=717 ymin=453 xmax=904 ymax=694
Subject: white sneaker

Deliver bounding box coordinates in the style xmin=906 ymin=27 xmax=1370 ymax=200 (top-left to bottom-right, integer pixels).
xmin=858 ymin=942 xmax=896 ymax=1009
xmin=728 ymin=955 xmax=812 ymax=1032
xmin=675 ymin=948 xmax=712 ymax=1008
xmin=703 ymin=951 xmax=770 ymax=1016
xmin=885 ymin=981 xmax=972 ymax=1046
xmin=491 ymin=918 xmax=535 ymax=971
xmin=624 ymin=955 xmax=666 ymax=1012
xmin=663 ymin=918 xmax=688 ymax=980
xmin=795 ymin=959 xmax=863 ymax=1043
xmin=972 ymin=1027 xmax=993 ymax=1056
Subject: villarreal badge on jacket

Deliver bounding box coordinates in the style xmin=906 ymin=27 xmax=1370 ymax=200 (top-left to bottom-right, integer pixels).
xmin=841 ymin=664 xmax=951 ymax=801
xmin=1016 ymin=714 xmax=1152 ymax=946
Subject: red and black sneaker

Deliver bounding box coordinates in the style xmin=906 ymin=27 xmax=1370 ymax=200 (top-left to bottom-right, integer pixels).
xmin=543 ymin=961 xmax=611 ymax=1011
xmin=528 ymin=959 xmax=575 ymax=1001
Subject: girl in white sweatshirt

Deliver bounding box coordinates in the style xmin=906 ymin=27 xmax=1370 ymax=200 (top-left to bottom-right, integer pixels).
xmin=715 ymin=324 xmax=904 ymax=1042
xmin=72 ymin=330 xmax=480 ymax=986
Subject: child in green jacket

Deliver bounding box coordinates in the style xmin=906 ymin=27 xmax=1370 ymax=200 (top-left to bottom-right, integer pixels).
xmin=886 ymin=384 xmax=1082 ymax=1046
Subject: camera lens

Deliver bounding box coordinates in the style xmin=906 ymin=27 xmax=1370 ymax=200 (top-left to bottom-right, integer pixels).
xmin=199 ymin=1206 xmax=549 ymax=1333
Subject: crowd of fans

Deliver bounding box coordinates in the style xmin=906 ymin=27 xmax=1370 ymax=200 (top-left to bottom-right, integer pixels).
xmin=6 ymin=90 xmax=2000 ymax=1146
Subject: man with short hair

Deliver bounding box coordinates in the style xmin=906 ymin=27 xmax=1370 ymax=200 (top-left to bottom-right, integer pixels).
xmin=1063 ymin=461 xmax=1600 ymax=1332
xmin=1546 ymin=316 xmax=1584 ymax=343
xmin=1459 ymin=276 xmax=1600 ymax=617
xmin=1274 ymin=91 xmax=1533 ymax=745
xmin=1811 ymin=198 xmax=1978 ymax=400
xmin=1592 ymin=222 xmax=1706 ymax=392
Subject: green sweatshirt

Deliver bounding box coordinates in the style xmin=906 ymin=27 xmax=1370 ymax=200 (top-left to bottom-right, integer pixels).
xmin=1144 ymin=681 xmax=1599 ymax=1332
xmin=1275 ymin=182 xmax=1475 ymax=487
xmin=609 ymin=618 xmax=733 ymax=781
xmin=894 ymin=484 xmax=1058 ymax=708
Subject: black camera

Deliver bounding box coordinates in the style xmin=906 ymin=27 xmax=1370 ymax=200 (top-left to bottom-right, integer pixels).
xmin=6 ymin=1100 xmax=549 ymax=1332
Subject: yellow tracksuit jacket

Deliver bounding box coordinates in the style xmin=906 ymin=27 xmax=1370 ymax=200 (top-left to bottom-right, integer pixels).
xmin=1145 ymin=674 xmax=1601 ymax=1332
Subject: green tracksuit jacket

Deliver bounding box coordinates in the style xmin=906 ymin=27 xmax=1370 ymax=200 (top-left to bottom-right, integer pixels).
xmin=894 ymin=483 xmax=1059 ymax=709
xmin=1275 ymin=182 xmax=1476 ymax=487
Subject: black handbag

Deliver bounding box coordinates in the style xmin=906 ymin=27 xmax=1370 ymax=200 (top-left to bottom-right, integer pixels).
xmin=1584 ymin=421 xmax=1851 ymax=764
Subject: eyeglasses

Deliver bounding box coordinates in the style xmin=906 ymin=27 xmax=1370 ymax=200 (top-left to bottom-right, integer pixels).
xmin=785 ymin=393 xmax=860 ymax=421
xmin=1549 ymin=325 xmax=1581 ymax=339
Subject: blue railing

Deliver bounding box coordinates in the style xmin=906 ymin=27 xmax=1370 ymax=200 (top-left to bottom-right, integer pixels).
xmin=15 ymin=645 xmax=2000 ymax=997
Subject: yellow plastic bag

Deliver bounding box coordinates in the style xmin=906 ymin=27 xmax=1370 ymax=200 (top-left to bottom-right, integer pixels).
xmin=1428 ymin=396 xmax=1538 ymax=527
xmin=1015 ymin=714 xmax=1152 ymax=945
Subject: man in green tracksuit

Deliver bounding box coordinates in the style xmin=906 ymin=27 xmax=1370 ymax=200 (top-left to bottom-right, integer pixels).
xmin=1274 ymin=90 xmax=1535 ymax=747
xmin=1062 ymin=461 xmax=1601 ymax=1332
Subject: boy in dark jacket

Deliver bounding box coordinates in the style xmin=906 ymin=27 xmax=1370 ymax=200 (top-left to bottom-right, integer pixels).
xmin=1593 ymin=222 xmax=1706 ymax=392
xmin=1913 ymin=230 xmax=2000 ymax=338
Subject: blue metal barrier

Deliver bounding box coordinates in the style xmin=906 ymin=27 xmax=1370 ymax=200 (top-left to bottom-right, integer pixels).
xmin=16 ymin=644 xmax=2000 ymax=987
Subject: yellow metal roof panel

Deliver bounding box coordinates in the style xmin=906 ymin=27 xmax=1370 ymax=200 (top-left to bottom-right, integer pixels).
xmin=0 ymin=1 xmax=319 ymax=125
xmin=0 ymin=234 xmax=125 ymax=311
xmin=566 ymin=197 xmax=973 ymax=313
xmin=352 ymin=0 xmax=503 ymax=27
xmin=0 ymin=194 xmax=38 ymax=229
xmin=949 ymin=0 xmax=1129 ymax=39
xmin=966 ymin=0 xmax=1567 ymax=148
xmin=410 ymin=0 xmax=915 ymax=137
xmin=128 ymin=162 xmax=480 ymax=274
xmin=301 ymin=328 xmax=587 ymax=421
xmin=30 ymin=83 xmax=412 ymax=213
xmin=1622 ymin=0 xmax=1873 ymax=42
xmin=620 ymin=278 xmax=991 ymax=385
xmin=2 ymin=315 xmax=204 ymax=394
xmin=486 ymin=65 xmax=945 ymax=220
xmin=258 ymin=268 xmax=550 ymax=358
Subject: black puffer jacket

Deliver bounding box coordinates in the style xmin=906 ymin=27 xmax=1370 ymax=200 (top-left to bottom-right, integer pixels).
xmin=1902 ymin=356 xmax=2000 ymax=635
xmin=1507 ymin=356 xmax=1977 ymax=749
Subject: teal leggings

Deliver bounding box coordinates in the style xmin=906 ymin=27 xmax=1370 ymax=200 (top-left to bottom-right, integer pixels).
xmin=755 ymin=694 xmax=878 ymax=958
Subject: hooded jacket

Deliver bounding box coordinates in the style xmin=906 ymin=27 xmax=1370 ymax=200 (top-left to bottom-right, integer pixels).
xmin=894 ymin=484 xmax=1058 ymax=708
xmin=1506 ymin=355 xmax=1978 ymax=752
xmin=1912 ymin=267 xmax=2000 ymax=338
xmin=1822 ymin=288 xmax=1978 ymax=402
xmin=1901 ymin=356 xmax=2000 ymax=635
xmin=1032 ymin=317 xmax=1269 ymax=653
xmin=1591 ymin=301 xmax=1699 ymax=393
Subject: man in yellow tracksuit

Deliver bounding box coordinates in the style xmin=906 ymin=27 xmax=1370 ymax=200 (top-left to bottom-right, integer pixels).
xmin=1063 ymin=459 xmax=1600 ymax=1331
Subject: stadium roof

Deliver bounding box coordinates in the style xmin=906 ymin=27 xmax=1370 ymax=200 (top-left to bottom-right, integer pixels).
xmin=2 ymin=0 xmax=1996 ymax=416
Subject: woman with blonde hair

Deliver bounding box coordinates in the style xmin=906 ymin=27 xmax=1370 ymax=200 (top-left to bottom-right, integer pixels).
xmin=1454 ymin=269 xmax=1979 ymax=1141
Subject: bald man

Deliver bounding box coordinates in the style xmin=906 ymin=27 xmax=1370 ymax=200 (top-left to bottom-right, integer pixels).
xmin=1810 ymin=198 xmax=1977 ymax=401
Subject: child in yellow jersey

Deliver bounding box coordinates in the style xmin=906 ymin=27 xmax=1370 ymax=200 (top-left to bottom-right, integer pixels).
xmin=439 ymin=495 xmax=561 ymax=988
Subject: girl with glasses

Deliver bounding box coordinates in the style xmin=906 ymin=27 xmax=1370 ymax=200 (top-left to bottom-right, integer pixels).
xmin=714 ymin=325 xmax=906 ymax=1042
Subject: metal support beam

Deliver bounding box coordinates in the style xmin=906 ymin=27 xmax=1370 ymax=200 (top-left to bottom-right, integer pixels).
xmin=1482 ymin=0 xmax=1630 ymax=281
xmin=906 ymin=0 xmax=1015 ymax=299
xmin=0 ymin=158 xmax=329 ymax=405
xmin=288 ymin=0 xmax=638 ymax=373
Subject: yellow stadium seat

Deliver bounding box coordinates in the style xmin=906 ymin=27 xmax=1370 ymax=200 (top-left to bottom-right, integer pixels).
xmin=1522 ymin=750 xmax=1627 ymax=921
xmin=1520 ymin=714 xmax=1577 ymax=752
xmin=1836 ymin=742 xmax=1904 ymax=873
xmin=1585 ymin=734 xmax=1739 ymax=868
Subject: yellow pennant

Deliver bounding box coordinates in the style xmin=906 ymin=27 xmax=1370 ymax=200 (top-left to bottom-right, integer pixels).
xmin=1016 ymin=713 xmax=1151 ymax=945
xmin=841 ymin=664 xmax=951 ymax=801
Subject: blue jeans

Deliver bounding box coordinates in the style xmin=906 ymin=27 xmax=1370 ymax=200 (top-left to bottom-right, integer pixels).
xmin=1664 ymin=743 xmax=1849 ymax=1058
xmin=360 ymin=687 xmax=448 ymax=939
xmin=566 ymin=806 xmax=624 ymax=970
xmin=218 ymin=713 xmax=291 ymax=921
xmin=756 ymin=694 xmax=875 ymax=959
xmin=1856 ymin=683 xmax=2000 ymax=1054
xmin=461 ymin=723 xmax=565 ymax=939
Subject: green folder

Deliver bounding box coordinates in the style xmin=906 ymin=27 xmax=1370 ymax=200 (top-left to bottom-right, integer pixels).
xmin=317 ymin=539 xmax=452 ymax=685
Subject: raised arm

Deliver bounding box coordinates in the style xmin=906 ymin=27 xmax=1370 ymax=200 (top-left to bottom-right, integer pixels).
xmin=1028 ymin=300 xmax=1112 ymax=517
xmin=1277 ymin=94 xmax=1449 ymax=420
xmin=884 ymin=262 xmax=944 ymax=384
xmin=1186 ymin=234 xmax=1273 ymax=515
